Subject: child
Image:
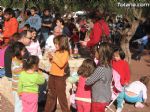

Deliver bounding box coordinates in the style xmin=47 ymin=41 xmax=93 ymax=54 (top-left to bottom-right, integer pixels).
xmin=72 ymin=27 xmax=79 ymax=43
xmin=44 ymin=35 xmax=70 ymax=112
xmin=18 ymin=55 xmax=45 ymax=112
xmin=116 ymin=76 xmax=150 ymax=112
xmin=11 ymin=42 xmax=26 ymax=112
xmin=112 ymin=47 xmax=130 ymax=86
xmin=26 ymin=28 xmax=42 ymax=59
xmin=0 ymin=46 xmax=7 ymax=77
xmin=111 ymin=47 xmax=131 ymax=112
xmin=76 ymin=59 xmax=96 ymax=112
xmin=86 ymin=42 xmax=113 ymax=112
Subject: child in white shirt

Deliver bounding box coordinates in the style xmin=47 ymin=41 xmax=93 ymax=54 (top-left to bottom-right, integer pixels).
xmin=116 ymin=76 xmax=149 ymax=112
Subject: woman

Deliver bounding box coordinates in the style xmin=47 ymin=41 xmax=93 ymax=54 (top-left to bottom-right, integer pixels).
xmin=80 ymin=10 xmax=110 ymax=48
xmin=55 ymin=18 xmax=71 ymax=37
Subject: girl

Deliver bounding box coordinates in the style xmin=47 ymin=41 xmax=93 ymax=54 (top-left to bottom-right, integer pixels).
xmin=18 ymin=55 xmax=45 ymax=112
xmin=76 ymin=59 xmax=96 ymax=112
xmin=26 ymin=28 xmax=42 ymax=59
xmin=112 ymin=47 xmax=130 ymax=86
xmin=11 ymin=42 xmax=26 ymax=112
xmin=72 ymin=27 xmax=79 ymax=43
xmin=116 ymin=76 xmax=150 ymax=112
xmin=85 ymin=42 xmax=113 ymax=112
xmin=111 ymin=47 xmax=130 ymax=112
xmin=0 ymin=46 xmax=7 ymax=77
xmin=45 ymin=35 xmax=70 ymax=112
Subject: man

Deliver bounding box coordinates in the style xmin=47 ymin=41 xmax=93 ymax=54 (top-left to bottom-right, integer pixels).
xmin=0 ymin=8 xmax=18 ymax=44
xmin=25 ymin=7 xmax=41 ymax=31
xmin=4 ymin=30 xmax=32 ymax=79
xmin=0 ymin=7 xmax=4 ymax=32
xmin=41 ymin=8 xmax=53 ymax=41
xmin=0 ymin=7 xmax=4 ymax=45
xmin=45 ymin=26 xmax=62 ymax=51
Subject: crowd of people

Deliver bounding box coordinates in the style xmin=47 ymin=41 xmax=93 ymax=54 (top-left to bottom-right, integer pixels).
xmin=0 ymin=6 xmax=150 ymax=112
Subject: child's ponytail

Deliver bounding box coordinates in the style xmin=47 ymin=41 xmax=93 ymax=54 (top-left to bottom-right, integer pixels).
xmin=23 ymin=55 xmax=39 ymax=70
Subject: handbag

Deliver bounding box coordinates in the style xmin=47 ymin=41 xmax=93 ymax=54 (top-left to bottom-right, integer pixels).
xmin=99 ymin=22 xmax=111 ymax=43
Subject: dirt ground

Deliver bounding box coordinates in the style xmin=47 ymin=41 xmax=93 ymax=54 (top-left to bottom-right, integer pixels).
xmin=0 ymin=51 xmax=150 ymax=112
xmin=106 ymin=51 xmax=150 ymax=112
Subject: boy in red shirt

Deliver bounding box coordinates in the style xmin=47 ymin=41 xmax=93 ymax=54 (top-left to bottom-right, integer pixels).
xmin=0 ymin=8 xmax=18 ymax=45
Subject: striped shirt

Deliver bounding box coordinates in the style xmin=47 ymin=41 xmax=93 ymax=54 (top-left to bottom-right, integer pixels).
xmin=11 ymin=57 xmax=22 ymax=91
xmin=86 ymin=66 xmax=112 ymax=103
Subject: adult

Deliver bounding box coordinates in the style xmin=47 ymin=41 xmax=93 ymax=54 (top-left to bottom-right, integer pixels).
xmin=45 ymin=26 xmax=62 ymax=51
xmin=80 ymin=10 xmax=110 ymax=48
xmin=41 ymin=8 xmax=53 ymax=41
xmin=17 ymin=10 xmax=31 ymax=30
xmin=68 ymin=17 xmax=76 ymax=36
xmin=4 ymin=30 xmax=32 ymax=79
xmin=132 ymin=17 xmax=150 ymax=60
xmin=17 ymin=11 xmax=25 ymax=29
xmin=25 ymin=7 xmax=41 ymax=31
xmin=0 ymin=7 xmax=4 ymax=32
xmin=78 ymin=17 xmax=88 ymax=41
xmin=0 ymin=8 xmax=18 ymax=44
xmin=55 ymin=18 xmax=71 ymax=37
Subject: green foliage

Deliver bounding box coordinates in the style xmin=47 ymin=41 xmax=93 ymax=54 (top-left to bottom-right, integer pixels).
xmin=0 ymin=0 xmax=149 ymax=16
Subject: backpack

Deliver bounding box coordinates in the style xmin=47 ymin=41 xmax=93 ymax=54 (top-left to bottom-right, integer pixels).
xmin=99 ymin=22 xmax=111 ymax=43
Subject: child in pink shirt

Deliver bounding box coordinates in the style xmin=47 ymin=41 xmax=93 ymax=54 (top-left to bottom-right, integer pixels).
xmin=0 ymin=46 xmax=7 ymax=77
xmin=0 ymin=46 xmax=7 ymax=67
xmin=75 ymin=59 xmax=96 ymax=112
xmin=26 ymin=28 xmax=42 ymax=59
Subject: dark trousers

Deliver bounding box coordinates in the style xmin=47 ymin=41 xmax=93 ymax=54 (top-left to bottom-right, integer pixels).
xmin=44 ymin=75 xmax=70 ymax=112
xmin=132 ymin=43 xmax=145 ymax=60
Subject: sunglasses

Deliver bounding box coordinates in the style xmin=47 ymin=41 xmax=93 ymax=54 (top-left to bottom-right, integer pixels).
xmin=26 ymin=37 xmax=32 ymax=40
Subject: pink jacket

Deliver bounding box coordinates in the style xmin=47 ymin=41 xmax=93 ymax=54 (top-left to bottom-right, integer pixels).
xmin=112 ymin=69 xmax=123 ymax=100
xmin=0 ymin=47 xmax=7 ymax=67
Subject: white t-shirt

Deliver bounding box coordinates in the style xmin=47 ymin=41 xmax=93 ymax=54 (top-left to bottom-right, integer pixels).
xmin=125 ymin=81 xmax=147 ymax=100
xmin=45 ymin=35 xmax=56 ymax=51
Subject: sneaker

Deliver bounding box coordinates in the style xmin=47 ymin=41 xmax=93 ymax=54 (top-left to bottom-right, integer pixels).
xmin=116 ymin=108 xmax=123 ymax=112
xmin=116 ymin=100 xmax=124 ymax=112
xmin=135 ymin=102 xmax=144 ymax=108
xmin=121 ymin=100 xmax=125 ymax=108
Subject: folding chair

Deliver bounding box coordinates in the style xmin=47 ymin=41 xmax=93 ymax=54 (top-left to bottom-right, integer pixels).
xmin=105 ymin=69 xmax=123 ymax=112
xmin=106 ymin=92 xmax=119 ymax=112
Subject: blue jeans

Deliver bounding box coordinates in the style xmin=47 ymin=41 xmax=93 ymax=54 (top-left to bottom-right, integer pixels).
xmin=42 ymin=32 xmax=49 ymax=41
xmin=117 ymin=90 xmax=125 ymax=108
xmin=117 ymin=88 xmax=143 ymax=108
xmin=0 ymin=68 xmax=5 ymax=77
xmin=124 ymin=92 xmax=143 ymax=103
xmin=134 ymin=43 xmax=145 ymax=59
